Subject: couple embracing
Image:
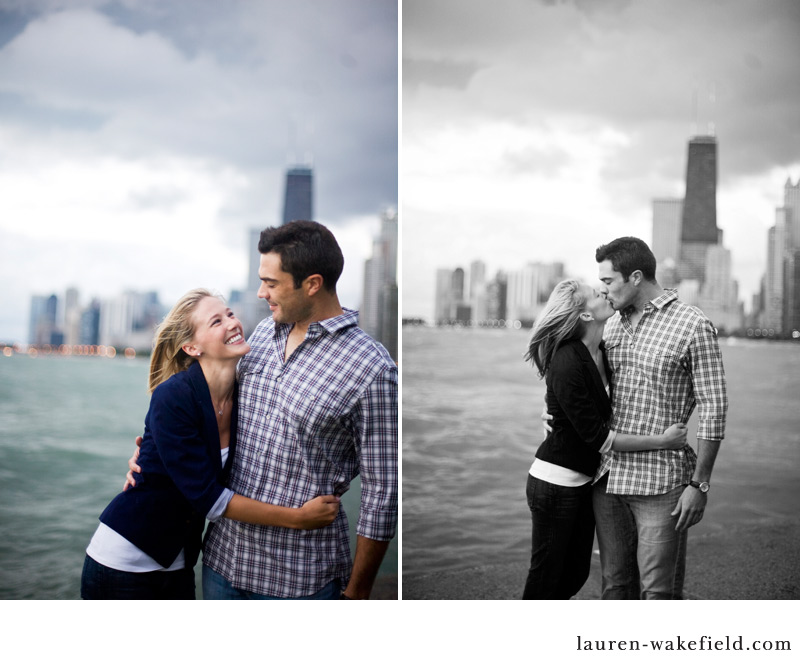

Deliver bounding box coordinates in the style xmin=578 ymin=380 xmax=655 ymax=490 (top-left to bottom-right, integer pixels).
xmin=522 ymin=236 xmax=728 ymax=600
xmin=81 ymin=220 xmax=397 ymax=600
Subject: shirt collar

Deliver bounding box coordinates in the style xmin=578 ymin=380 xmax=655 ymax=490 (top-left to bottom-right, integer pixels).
xmin=648 ymin=288 xmax=678 ymax=310
xmin=275 ymin=307 xmax=359 ymax=338
xmin=620 ymin=288 xmax=677 ymax=319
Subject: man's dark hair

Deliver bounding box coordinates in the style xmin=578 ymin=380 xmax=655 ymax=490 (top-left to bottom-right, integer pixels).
xmin=595 ymin=236 xmax=657 ymax=282
xmin=258 ymin=220 xmax=344 ymax=291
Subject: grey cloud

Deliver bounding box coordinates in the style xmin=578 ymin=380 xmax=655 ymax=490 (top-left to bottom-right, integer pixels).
xmin=0 ymin=0 xmax=397 ymax=225
xmin=403 ymin=58 xmax=482 ymax=92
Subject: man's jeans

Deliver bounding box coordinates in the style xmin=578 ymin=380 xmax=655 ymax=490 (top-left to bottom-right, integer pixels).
xmin=593 ymin=474 xmax=687 ymax=600
xmin=202 ymin=564 xmax=342 ymax=600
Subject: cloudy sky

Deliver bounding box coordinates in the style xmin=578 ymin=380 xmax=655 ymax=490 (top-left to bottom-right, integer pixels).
xmin=402 ymin=0 xmax=800 ymax=322
xmin=0 ymin=0 xmax=397 ymax=343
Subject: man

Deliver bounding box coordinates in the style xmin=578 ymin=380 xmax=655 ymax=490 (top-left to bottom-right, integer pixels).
xmin=592 ymin=236 xmax=727 ymax=599
xmin=131 ymin=220 xmax=397 ymax=599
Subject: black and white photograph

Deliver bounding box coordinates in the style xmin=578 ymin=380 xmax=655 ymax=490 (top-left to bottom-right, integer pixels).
xmin=402 ymin=0 xmax=800 ymax=609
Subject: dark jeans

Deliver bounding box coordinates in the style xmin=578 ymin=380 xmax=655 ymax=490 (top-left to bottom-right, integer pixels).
xmin=80 ymin=554 xmax=196 ymax=600
xmin=202 ymin=564 xmax=342 ymax=600
xmin=522 ymin=474 xmax=595 ymax=600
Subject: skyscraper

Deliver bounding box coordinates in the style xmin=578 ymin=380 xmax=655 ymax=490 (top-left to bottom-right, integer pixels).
xmin=281 ymin=166 xmax=313 ymax=225
xmin=678 ymin=136 xmax=718 ymax=282
xmin=360 ymin=209 xmax=398 ymax=359
xmin=652 ymin=198 xmax=683 ymax=287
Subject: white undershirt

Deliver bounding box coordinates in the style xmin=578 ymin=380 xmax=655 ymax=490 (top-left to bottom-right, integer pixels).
xmin=86 ymin=447 xmax=232 ymax=573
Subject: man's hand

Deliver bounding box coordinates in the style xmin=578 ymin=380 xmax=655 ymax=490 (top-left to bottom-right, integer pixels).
xmin=671 ymin=485 xmax=707 ymax=531
xmin=122 ymin=436 xmax=143 ymax=491
xmin=541 ymin=408 xmax=553 ymax=438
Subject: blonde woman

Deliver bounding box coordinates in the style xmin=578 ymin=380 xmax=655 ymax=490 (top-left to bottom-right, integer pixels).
xmin=81 ymin=289 xmax=339 ymax=599
xmin=521 ymin=280 xmax=686 ymax=599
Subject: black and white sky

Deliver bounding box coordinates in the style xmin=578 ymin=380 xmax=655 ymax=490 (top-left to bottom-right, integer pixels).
xmin=403 ymin=0 xmax=800 ymax=321
xmin=0 ymin=0 xmax=397 ymax=342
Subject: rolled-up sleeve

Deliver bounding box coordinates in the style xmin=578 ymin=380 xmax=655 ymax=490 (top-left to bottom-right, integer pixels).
xmin=689 ymin=319 xmax=728 ymax=442
xmin=353 ymin=365 xmax=398 ymax=541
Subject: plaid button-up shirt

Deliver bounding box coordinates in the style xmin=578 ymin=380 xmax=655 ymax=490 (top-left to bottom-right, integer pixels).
xmin=595 ymin=290 xmax=727 ymax=495
xmin=203 ymin=308 xmax=398 ymax=597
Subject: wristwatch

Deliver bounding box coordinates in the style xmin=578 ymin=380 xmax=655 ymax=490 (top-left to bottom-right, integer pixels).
xmin=689 ymin=480 xmax=710 ymax=493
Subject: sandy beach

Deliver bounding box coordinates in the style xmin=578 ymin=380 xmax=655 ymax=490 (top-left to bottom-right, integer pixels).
xmin=402 ymin=519 xmax=800 ymax=600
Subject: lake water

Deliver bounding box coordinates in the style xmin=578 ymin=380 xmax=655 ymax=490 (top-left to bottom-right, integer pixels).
xmin=0 ymin=354 xmax=397 ymax=599
xmin=402 ymin=326 xmax=800 ymax=581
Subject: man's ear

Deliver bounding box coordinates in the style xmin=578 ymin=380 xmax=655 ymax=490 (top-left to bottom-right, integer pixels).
xmin=630 ymin=270 xmax=644 ymax=286
xmin=304 ymin=273 xmax=324 ymax=297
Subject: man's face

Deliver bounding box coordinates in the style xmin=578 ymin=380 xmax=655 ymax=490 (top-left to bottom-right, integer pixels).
xmin=257 ymin=252 xmax=313 ymax=325
xmin=598 ymin=259 xmax=636 ymax=311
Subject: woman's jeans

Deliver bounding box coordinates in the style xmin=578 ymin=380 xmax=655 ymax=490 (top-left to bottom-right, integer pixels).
xmin=522 ymin=474 xmax=595 ymax=600
xmin=80 ymin=554 xmax=196 ymax=600
xmin=592 ymin=473 xmax=687 ymax=600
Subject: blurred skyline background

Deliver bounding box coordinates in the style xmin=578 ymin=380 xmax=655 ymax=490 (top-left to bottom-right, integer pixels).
xmin=402 ymin=0 xmax=800 ymax=323
xmin=0 ymin=0 xmax=398 ymax=343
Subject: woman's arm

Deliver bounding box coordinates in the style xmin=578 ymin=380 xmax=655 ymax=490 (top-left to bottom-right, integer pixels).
xmin=223 ymin=494 xmax=340 ymax=530
xmin=609 ymin=423 xmax=688 ymax=452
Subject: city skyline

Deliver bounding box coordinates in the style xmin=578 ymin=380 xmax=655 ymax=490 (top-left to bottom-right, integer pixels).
xmin=403 ymin=0 xmax=800 ymax=323
xmin=0 ymin=1 xmax=398 ymax=343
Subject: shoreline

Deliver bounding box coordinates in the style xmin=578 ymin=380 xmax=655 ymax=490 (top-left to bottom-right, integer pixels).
xmin=402 ymin=519 xmax=800 ymax=600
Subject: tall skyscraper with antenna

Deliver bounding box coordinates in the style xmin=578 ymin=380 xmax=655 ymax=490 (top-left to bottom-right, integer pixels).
xmin=281 ymin=166 xmax=313 ymax=225
xmin=678 ymin=135 xmax=719 ymax=283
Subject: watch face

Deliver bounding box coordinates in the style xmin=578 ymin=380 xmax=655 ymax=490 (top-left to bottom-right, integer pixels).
xmin=699 ymin=482 xmax=710 ymax=493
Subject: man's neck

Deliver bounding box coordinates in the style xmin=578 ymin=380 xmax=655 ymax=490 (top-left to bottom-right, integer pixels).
xmin=631 ymin=281 xmax=664 ymax=313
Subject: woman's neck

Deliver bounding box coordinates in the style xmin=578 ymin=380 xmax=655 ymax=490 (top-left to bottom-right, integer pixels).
xmin=198 ymin=359 xmax=237 ymax=400
xmin=581 ymin=321 xmax=606 ymax=356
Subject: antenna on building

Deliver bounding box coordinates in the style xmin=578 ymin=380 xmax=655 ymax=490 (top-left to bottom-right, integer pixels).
xmin=287 ymin=117 xmax=298 ymax=166
xmin=708 ymin=81 xmax=716 ymax=137
xmin=691 ymin=83 xmax=698 ymax=137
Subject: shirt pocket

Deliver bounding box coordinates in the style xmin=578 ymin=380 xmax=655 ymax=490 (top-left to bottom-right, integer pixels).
xmin=635 ymin=347 xmax=684 ymax=389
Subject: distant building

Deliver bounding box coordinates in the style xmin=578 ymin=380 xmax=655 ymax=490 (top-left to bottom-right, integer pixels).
xmin=506 ymin=262 xmax=564 ymax=325
xmin=763 ymin=179 xmax=800 ymax=336
xmin=28 ymin=294 xmax=58 ymax=346
xmin=697 ymin=245 xmax=743 ymax=333
xmin=63 ymin=288 xmax=82 ymax=347
xmin=652 ymin=135 xmax=742 ymax=333
xmin=281 ymin=166 xmax=313 ymax=225
xmin=486 ymin=271 xmax=507 ymax=322
xmin=100 ymin=291 xmax=163 ymax=351
xmin=360 ymin=209 xmax=398 ymax=360
xmin=652 ymin=198 xmax=683 ymax=287
xmin=678 ymin=136 xmax=718 ymax=283
xmin=80 ymin=300 xmax=101 ymax=346
xmin=764 ymin=214 xmax=787 ymax=333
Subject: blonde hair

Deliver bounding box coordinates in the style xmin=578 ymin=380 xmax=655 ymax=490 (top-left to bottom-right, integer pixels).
xmin=148 ymin=288 xmax=220 ymax=393
xmin=524 ymin=279 xmax=588 ymax=378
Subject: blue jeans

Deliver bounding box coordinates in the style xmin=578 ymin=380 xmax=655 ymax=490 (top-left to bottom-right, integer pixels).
xmin=592 ymin=474 xmax=687 ymax=600
xmin=202 ymin=565 xmax=342 ymax=600
xmin=521 ymin=475 xmax=595 ymax=600
xmin=80 ymin=554 xmax=196 ymax=600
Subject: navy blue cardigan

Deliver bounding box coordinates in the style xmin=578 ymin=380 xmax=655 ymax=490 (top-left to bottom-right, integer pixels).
xmin=536 ymin=340 xmax=613 ymax=478
xmin=99 ymin=361 xmax=237 ymax=568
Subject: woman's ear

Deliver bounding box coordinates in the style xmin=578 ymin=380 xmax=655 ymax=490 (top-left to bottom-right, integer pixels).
xmin=182 ymin=344 xmax=200 ymax=357
xmin=579 ymin=312 xmax=593 ymax=322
